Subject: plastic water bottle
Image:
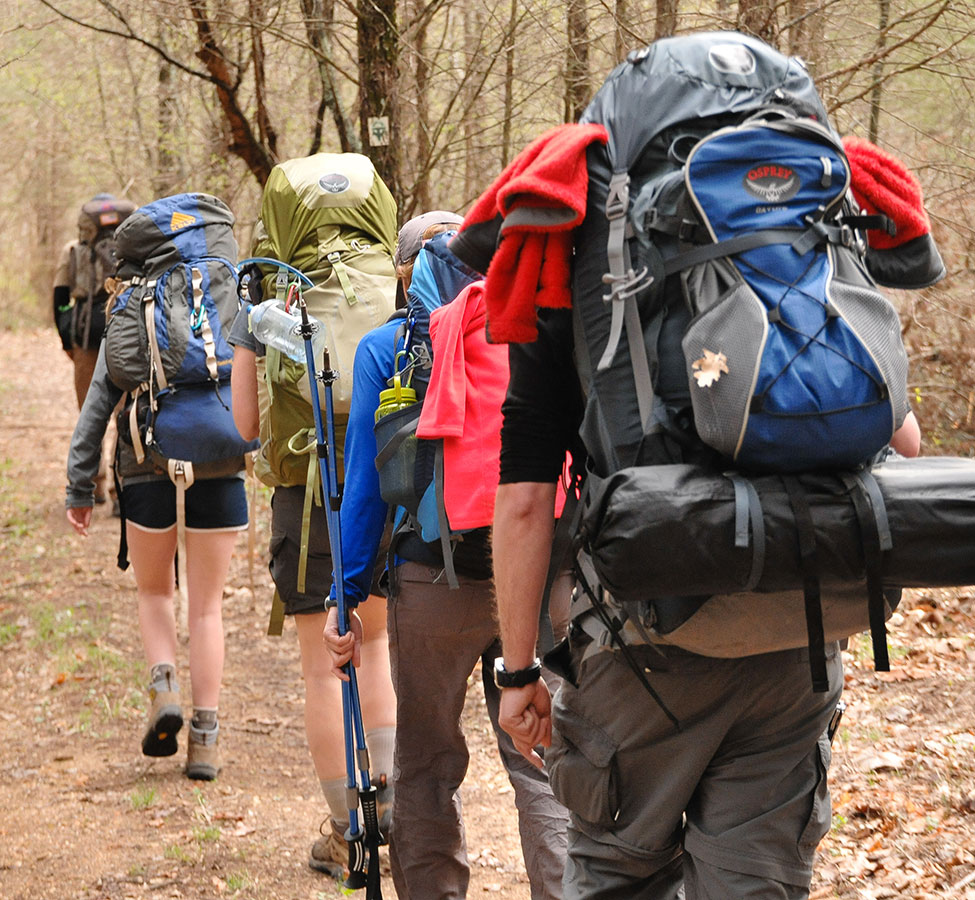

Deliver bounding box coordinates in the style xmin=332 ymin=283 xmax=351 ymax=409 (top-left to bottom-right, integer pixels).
xmin=249 ymin=300 xmax=327 ymax=363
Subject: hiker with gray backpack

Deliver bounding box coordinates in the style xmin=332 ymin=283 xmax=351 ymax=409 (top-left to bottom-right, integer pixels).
xmin=66 ymin=193 xmax=255 ymax=781
xmin=54 ymin=193 xmax=137 ymax=504
xmin=444 ymin=31 xmax=966 ymax=899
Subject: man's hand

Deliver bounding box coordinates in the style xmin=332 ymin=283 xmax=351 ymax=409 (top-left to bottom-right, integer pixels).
xmin=323 ymin=604 xmax=363 ymax=681
xmin=498 ymin=679 xmax=553 ymax=769
xmin=66 ymin=505 xmax=92 ymax=536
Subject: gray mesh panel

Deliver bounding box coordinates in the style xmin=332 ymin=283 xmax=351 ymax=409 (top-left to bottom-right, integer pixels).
xmin=682 ymin=277 xmax=767 ymax=458
xmin=827 ymin=254 xmax=910 ymax=426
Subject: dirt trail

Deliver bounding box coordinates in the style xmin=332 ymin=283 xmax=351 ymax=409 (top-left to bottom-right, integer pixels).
xmin=3 ymin=328 xmax=975 ymax=900
xmin=0 ymin=329 xmax=530 ymax=900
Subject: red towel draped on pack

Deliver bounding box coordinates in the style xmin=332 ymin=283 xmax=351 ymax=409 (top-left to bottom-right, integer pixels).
xmin=454 ymin=123 xmax=609 ymax=343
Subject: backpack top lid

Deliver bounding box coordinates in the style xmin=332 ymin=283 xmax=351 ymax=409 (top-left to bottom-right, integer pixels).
xmin=77 ymin=194 xmax=137 ymax=244
xmin=254 ymin=152 xmax=398 ymax=275
xmin=581 ymin=31 xmax=828 ymax=173
xmin=114 ymin=193 xmax=237 ymax=276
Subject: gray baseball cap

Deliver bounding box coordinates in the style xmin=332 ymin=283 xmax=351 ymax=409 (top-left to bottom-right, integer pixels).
xmin=395 ymin=210 xmax=463 ymax=266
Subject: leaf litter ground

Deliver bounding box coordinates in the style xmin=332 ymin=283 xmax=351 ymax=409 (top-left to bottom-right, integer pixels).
xmin=2 ymin=329 xmax=975 ymax=900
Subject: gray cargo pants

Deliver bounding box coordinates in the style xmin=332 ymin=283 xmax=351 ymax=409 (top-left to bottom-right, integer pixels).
xmin=387 ymin=561 xmax=568 ymax=900
xmin=548 ymin=640 xmax=843 ymax=899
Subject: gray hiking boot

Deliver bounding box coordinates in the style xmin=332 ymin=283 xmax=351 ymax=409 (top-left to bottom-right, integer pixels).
xmin=185 ymin=722 xmax=221 ymax=781
xmin=309 ymin=817 xmax=347 ymax=878
xmin=141 ymin=671 xmax=182 ymax=758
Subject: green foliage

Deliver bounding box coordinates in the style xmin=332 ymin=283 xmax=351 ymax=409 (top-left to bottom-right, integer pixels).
xmin=129 ymin=785 xmax=158 ymax=810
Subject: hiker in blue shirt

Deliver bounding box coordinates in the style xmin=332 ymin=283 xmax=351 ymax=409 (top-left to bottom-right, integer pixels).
xmin=325 ymin=216 xmax=568 ymax=900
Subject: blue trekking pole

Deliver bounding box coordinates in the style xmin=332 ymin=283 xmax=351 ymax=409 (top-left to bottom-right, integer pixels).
xmin=240 ymin=260 xmax=384 ymax=895
xmin=293 ymin=284 xmax=384 ymax=898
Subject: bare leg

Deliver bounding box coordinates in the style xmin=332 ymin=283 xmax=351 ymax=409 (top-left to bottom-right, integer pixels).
xmin=183 ymin=529 xmax=236 ymax=709
xmin=357 ymin=595 xmax=397 ymax=729
xmin=296 ymin=610 xmax=347 ymax=781
xmin=126 ymin=523 xmax=178 ymax=670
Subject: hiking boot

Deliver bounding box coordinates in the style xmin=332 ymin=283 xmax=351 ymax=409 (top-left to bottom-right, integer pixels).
xmin=141 ymin=672 xmax=182 ymax=757
xmin=375 ymin=775 xmax=393 ymax=842
xmin=309 ymin=817 xmax=347 ymax=878
xmin=185 ymin=722 xmax=221 ymax=781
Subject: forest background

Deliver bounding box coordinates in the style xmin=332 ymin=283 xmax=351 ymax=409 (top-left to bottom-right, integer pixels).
xmin=2 ymin=0 xmax=975 ymax=451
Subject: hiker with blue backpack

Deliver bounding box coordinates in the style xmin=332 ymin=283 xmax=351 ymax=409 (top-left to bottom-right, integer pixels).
xmin=66 ymin=193 xmax=255 ymax=781
xmin=449 ymin=32 xmax=941 ymax=900
xmin=324 ymin=215 xmax=568 ymax=899
xmin=228 ymin=152 xmax=398 ymax=879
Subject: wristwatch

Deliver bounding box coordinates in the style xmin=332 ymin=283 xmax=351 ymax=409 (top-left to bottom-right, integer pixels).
xmin=494 ymin=657 xmax=542 ymax=689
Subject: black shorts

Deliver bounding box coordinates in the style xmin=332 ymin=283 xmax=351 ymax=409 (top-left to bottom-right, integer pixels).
xmin=269 ymin=485 xmax=388 ymax=616
xmin=123 ymin=477 xmax=248 ymax=532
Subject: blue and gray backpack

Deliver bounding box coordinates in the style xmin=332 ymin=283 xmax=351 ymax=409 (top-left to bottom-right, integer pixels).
xmin=105 ymin=193 xmax=258 ymax=479
xmin=567 ymin=32 xmax=925 ymax=694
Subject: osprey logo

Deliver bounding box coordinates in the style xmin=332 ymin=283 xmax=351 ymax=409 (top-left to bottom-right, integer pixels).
xmin=744 ymin=164 xmax=800 ymax=204
xmin=319 ymin=173 xmax=351 ymax=194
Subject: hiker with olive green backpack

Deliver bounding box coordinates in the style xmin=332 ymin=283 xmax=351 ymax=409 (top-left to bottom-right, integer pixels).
xmin=229 ymin=152 xmax=397 ymax=878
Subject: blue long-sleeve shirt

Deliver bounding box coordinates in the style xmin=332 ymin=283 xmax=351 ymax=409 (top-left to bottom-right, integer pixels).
xmin=329 ymin=319 xmax=404 ymax=607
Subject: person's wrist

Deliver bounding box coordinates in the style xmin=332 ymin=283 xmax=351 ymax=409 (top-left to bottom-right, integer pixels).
xmin=494 ymin=657 xmax=542 ymax=689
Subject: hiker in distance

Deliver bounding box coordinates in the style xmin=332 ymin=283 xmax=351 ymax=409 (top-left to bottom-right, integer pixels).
xmin=229 ymin=151 xmax=397 ymax=877
xmin=54 ymin=194 xmax=136 ymax=505
xmin=66 ymin=194 xmax=250 ymax=781
xmin=324 ymin=214 xmax=568 ymax=899
xmin=450 ymin=31 xmax=928 ymax=900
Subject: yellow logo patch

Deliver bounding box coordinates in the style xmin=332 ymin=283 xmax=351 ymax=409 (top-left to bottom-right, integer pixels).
xmin=170 ymin=211 xmax=197 ymax=231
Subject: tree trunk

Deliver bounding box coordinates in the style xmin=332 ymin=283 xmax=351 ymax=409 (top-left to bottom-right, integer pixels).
xmin=615 ymin=0 xmax=631 ymax=63
xmin=301 ymin=0 xmax=358 ymax=155
xmin=738 ymin=0 xmax=779 ymax=46
xmin=564 ymin=0 xmax=590 ymax=123
xmin=501 ymin=0 xmax=518 ymax=168
xmin=186 ymin=0 xmax=276 ymax=185
xmin=358 ymin=0 xmax=401 ymax=204
xmin=869 ymin=0 xmax=891 ymax=143
xmin=155 ymin=50 xmax=182 ymax=197
xmin=655 ymin=0 xmax=678 ymax=40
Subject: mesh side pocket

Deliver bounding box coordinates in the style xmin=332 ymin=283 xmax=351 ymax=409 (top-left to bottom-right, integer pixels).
xmin=682 ymin=276 xmax=768 ymax=459
xmin=828 ymin=259 xmax=909 ymax=424
xmin=374 ymin=402 xmax=422 ymax=511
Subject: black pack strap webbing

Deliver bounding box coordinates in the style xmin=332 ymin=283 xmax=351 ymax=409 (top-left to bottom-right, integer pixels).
xmin=539 ymin=469 xmax=588 ymax=655
xmin=783 ymin=475 xmax=829 ymax=693
xmin=660 ymin=222 xmax=858 ymax=276
xmin=574 ymin=563 xmax=680 ymax=731
xmin=840 ymin=470 xmax=891 ymax=672
xmin=727 ymin=473 xmax=766 ymax=592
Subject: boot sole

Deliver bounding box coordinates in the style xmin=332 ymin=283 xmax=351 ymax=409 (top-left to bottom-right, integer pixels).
xmin=142 ymin=708 xmax=183 ymax=757
xmin=185 ymin=761 xmax=220 ymax=781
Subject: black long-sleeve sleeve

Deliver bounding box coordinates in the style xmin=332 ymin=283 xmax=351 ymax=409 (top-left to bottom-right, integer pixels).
xmin=499 ymin=308 xmax=584 ymax=484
